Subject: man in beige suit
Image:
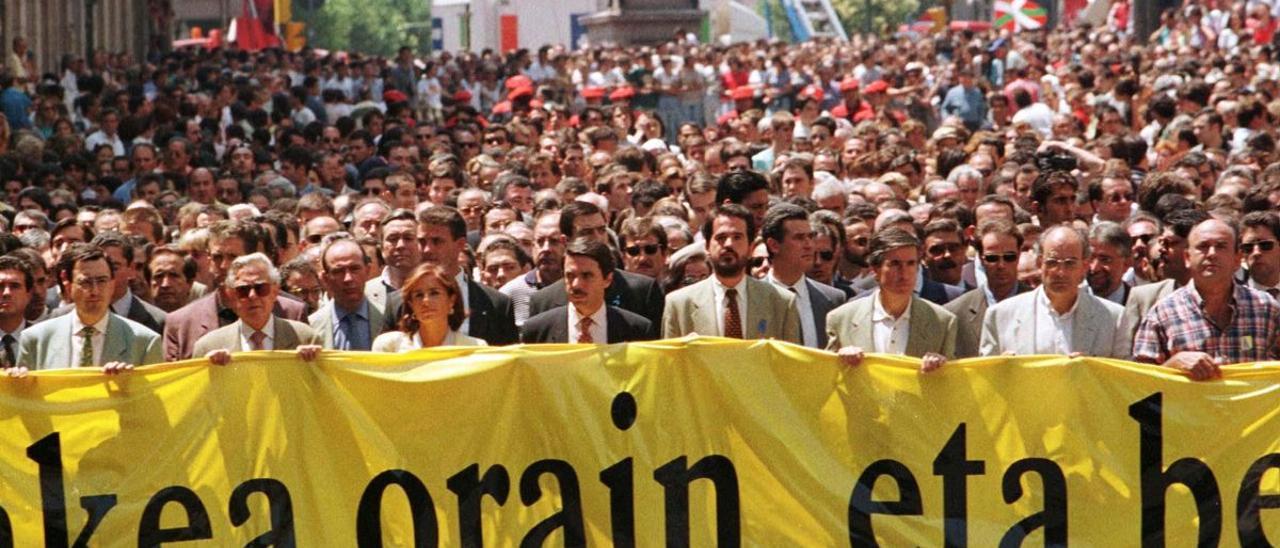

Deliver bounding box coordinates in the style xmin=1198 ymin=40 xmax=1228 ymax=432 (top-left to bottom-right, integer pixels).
xmin=828 ymin=227 xmax=957 ymax=372
xmin=980 ymin=226 xmax=1130 ymax=358
xmin=662 ymin=204 xmax=801 ymax=342
xmin=194 ymin=253 xmax=322 ymax=365
xmin=945 ymin=219 xmax=1027 ymax=358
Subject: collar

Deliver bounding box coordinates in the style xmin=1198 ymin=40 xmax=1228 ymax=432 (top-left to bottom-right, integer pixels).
xmin=766 ymin=273 xmax=808 ymax=296
xmin=1104 ymin=283 xmax=1127 ymax=304
xmin=568 ymin=302 xmax=608 ymax=327
xmin=239 ymin=317 xmax=276 ymax=341
xmin=714 ymin=275 xmax=747 ymax=293
xmin=334 ymin=298 xmax=369 ymax=321
xmin=1248 ymin=276 xmax=1280 ymax=294
xmin=71 ymin=311 xmax=110 ymax=336
xmin=0 ymin=320 xmax=28 ymax=339
xmin=872 ymin=290 xmax=912 ymax=322
xmin=1036 ymin=286 xmax=1079 ymax=318
xmin=112 ymin=289 xmax=133 ymax=316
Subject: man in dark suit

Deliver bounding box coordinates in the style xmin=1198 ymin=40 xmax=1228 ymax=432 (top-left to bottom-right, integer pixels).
xmin=417 ymin=206 xmax=518 ymax=345
xmin=164 ymin=220 xmax=308 ymax=361
xmin=522 ymin=238 xmax=657 ymax=343
xmin=527 ymin=200 xmax=664 ymax=327
xmin=44 ymin=232 xmax=167 ymax=334
xmin=761 ymin=204 xmax=846 ymax=348
xmin=945 ymin=219 xmax=1027 ymax=358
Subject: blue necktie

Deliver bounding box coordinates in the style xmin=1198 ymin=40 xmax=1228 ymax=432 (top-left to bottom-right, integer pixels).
xmin=338 ymin=312 xmax=370 ymax=351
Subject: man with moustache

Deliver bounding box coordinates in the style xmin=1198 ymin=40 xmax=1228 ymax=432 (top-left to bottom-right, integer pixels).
xmin=1086 ymin=222 xmax=1133 ymax=305
xmin=521 ymin=238 xmax=657 ymax=343
xmin=945 ymin=219 xmax=1027 ymax=359
xmin=1122 ymin=209 xmax=1210 ymax=338
xmin=145 ymin=246 xmax=196 ymax=312
xmin=618 ymin=217 xmax=668 ymax=282
xmin=921 ymin=219 xmax=968 ymax=303
xmin=1134 ymin=219 xmax=1280 ymax=378
xmin=828 ymin=228 xmax=956 ymax=372
xmin=502 ymin=211 xmax=566 ymax=326
xmin=662 ymin=204 xmax=801 ymax=342
xmin=528 ymin=201 xmax=665 ymax=328
xmin=762 ymin=204 xmax=846 ymax=349
xmin=980 ymin=226 xmax=1130 ymax=358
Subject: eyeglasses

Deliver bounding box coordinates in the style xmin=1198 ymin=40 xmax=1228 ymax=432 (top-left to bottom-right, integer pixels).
xmin=749 ymin=257 xmax=767 ymax=269
xmin=233 ymin=282 xmax=271 ymax=298
xmin=625 ymin=244 xmax=661 ymax=256
xmin=363 ymin=187 xmax=385 ymax=195
xmin=1241 ymin=240 xmax=1277 ymax=254
xmin=982 ymin=252 xmax=1020 ymax=264
xmin=927 ymin=242 xmax=965 ymax=255
xmin=1132 ymin=234 xmax=1155 ymax=244
xmin=851 ymin=237 xmax=869 ymax=247
xmin=817 ymin=250 xmax=835 ymax=262
xmin=74 ymin=276 xmax=112 ymax=289
xmin=306 ymin=234 xmax=325 ymax=244
xmin=289 ymin=286 xmax=323 ymax=299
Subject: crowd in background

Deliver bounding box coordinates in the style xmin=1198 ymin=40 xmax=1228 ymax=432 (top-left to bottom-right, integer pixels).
xmin=0 ymin=2 xmax=1277 ymax=380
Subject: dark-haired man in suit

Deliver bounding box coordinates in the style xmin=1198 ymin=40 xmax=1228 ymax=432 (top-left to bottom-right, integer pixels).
xmin=522 ymin=238 xmax=657 ymax=343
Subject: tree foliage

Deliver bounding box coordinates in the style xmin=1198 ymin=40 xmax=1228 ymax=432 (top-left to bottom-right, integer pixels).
xmin=306 ymin=0 xmax=432 ymax=56
xmin=829 ymin=0 xmax=921 ymax=36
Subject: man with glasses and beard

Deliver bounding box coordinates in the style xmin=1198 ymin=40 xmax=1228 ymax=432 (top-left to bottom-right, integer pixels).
xmin=662 ymin=204 xmax=800 ymax=342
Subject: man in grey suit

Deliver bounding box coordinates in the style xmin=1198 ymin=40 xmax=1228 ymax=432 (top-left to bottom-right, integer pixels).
xmin=829 ymin=228 xmax=957 ymax=372
xmin=761 ymin=204 xmax=846 ymax=348
xmin=980 ymin=226 xmax=1130 ymax=358
xmin=18 ymin=243 xmax=163 ymax=375
xmin=44 ymin=232 xmax=166 ymax=334
xmin=663 ymin=204 xmax=801 ymax=342
xmin=945 ymin=219 xmax=1027 ymax=359
xmin=195 ymin=253 xmax=322 ymax=365
xmin=312 ymin=238 xmax=397 ymax=350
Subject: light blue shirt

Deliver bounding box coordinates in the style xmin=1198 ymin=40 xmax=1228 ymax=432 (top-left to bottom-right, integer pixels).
xmin=333 ymin=299 xmax=371 ymax=351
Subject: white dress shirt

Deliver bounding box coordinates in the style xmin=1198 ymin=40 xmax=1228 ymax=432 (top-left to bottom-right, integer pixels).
xmin=70 ymin=313 xmax=110 ymax=367
xmin=1249 ymin=277 xmax=1280 ymax=299
xmin=871 ymin=291 xmax=911 ymax=355
xmin=768 ymin=274 xmax=816 ymax=347
xmin=567 ymin=304 xmax=608 ymax=344
xmin=711 ymin=276 xmax=749 ymax=336
xmin=238 ymin=320 xmax=276 ymax=351
xmin=1032 ymin=288 xmax=1077 ymax=355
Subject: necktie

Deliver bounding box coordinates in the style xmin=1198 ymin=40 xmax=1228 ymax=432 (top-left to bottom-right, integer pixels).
xmin=724 ymin=288 xmax=743 ymax=339
xmin=578 ymin=317 xmax=594 ymax=344
xmin=337 ymin=314 xmax=353 ymax=351
xmin=786 ymin=284 xmax=805 ymax=342
xmin=78 ymin=326 xmax=96 ymax=368
xmin=249 ymin=330 xmax=267 ymax=351
xmin=1 ymin=334 xmax=15 ymax=368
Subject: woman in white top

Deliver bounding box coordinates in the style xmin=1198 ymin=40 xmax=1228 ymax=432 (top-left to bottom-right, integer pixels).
xmin=371 ymin=264 xmax=487 ymax=351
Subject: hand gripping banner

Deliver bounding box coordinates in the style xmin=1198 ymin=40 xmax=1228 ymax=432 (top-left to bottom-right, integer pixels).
xmin=2 ymin=337 xmax=1280 ymax=545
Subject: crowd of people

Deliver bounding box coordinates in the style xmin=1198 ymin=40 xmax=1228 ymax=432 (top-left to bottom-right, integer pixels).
xmin=0 ymin=4 xmax=1278 ymax=382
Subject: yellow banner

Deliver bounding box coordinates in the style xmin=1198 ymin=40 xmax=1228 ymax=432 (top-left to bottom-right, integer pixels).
xmin=2 ymin=338 xmax=1280 ymax=545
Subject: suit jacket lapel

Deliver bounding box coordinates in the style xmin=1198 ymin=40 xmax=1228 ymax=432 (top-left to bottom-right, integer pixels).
xmin=467 ymin=280 xmax=488 ymax=335
xmin=1072 ymin=295 xmax=1101 ymax=354
xmin=605 ymin=307 xmax=626 ymax=343
xmin=905 ymin=299 xmax=936 ymax=357
xmin=1013 ymin=295 xmax=1036 ymax=355
xmin=690 ymin=281 xmax=719 ymax=336
xmin=54 ymin=315 xmax=74 ymax=367
xmin=368 ymin=296 xmax=386 ymax=341
xmin=745 ymin=278 xmax=770 ymax=338
xmin=550 ymin=309 xmax=570 ymax=343
xmin=845 ymin=298 xmax=876 ymax=351
xmin=313 ymin=306 xmax=334 ymax=348
xmin=101 ymin=315 xmax=130 ymax=363
xmin=274 ymin=317 xmax=299 ymax=350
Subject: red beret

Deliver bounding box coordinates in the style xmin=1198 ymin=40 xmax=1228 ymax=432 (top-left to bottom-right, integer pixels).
xmin=863 ymin=80 xmax=889 ymax=94
xmin=383 ymin=90 xmax=408 ymax=103
xmin=582 ymin=86 xmax=605 ymax=100
xmin=609 ymin=86 xmax=636 ymax=101
xmin=505 ymin=75 xmax=533 ymax=90
xmin=799 ymin=84 xmax=824 ymax=103
xmin=839 ymin=77 xmax=860 ymax=92
xmin=508 ymin=86 xmax=534 ymax=100
xmin=730 ymin=86 xmax=755 ymax=101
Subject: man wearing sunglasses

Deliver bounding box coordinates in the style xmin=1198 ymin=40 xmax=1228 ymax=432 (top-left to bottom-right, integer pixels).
xmin=618 ymin=218 xmax=669 ymax=282
xmin=980 ymin=226 xmax=1130 ymax=359
xmin=1240 ymin=212 xmax=1279 ymax=301
xmin=946 ymin=220 xmax=1028 ymax=359
xmin=1121 ymin=209 xmax=1210 ymax=342
xmin=762 ymin=204 xmax=846 ymax=349
xmin=18 ymin=243 xmax=162 ymax=373
xmin=193 ymin=253 xmax=322 ymax=365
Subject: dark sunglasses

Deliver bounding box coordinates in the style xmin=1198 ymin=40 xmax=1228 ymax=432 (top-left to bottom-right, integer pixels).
xmin=1133 ymin=234 xmax=1155 ymax=244
xmin=749 ymin=257 xmax=767 ymax=268
xmin=817 ymin=250 xmax=835 ymax=262
xmin=363 ymin=187 xmax=385 ymax=195
xmin=625 ymin=244 xmax=661 ymax=256
xmin=306 ymin=234 xmax=325 ymax=244
xmin=233 ymin=282 xmax=271 ymax=298
xmin=982 ymin=252 xmax=1020 ymax=264
xmin=1241 ymin=240 xmax=1277 ymax=254
xmin=927 ymin=243 xmax=965 ymax=255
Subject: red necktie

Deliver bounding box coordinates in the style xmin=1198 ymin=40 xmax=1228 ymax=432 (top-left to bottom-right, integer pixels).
xmin=578 ymin=317 xmax=594 ymax=344
xmin=724 ymin=288 xmax=743 ymax=338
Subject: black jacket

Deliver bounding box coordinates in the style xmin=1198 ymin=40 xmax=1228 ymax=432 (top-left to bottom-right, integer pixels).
xmin=520 ymin=305 xmax=658 ymax=344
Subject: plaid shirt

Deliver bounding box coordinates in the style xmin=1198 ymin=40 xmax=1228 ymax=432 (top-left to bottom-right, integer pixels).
xmin=1132 ymin=281 xmax=1280 ymax=365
